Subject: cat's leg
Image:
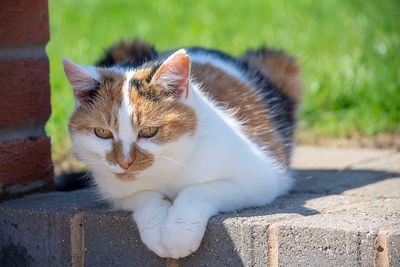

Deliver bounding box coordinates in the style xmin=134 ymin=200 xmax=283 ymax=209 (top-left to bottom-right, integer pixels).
xmin=161 ymin=176 xmax=291 ymax=258
xmin=119 ymin=191 xmax=172 ymax=258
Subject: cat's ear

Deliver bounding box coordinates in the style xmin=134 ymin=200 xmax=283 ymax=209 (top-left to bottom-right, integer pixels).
xmin=62 ymin=57 xmax=100 ymax=104
xmin=151 ymin=49 xmax=191 ymax=99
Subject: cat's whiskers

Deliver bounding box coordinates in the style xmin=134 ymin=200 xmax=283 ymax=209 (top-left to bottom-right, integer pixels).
xmin=153 ymin=156 xmax=186 ymax=169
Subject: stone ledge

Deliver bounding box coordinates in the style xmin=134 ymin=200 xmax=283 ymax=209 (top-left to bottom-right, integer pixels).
xmin=1 ymin=147 xmax=399 ymax=266
xmin=1 ymin=187 xmax=399 ymax=266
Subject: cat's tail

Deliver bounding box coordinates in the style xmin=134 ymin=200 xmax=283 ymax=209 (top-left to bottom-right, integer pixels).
xmin=96 ymin=39 xmax=158 ymax=67
xmin=240 ymin=48 xmax=302 ymax=108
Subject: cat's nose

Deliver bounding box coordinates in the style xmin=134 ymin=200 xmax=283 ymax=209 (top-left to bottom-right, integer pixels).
xmin=117 ymin=158 xmax=134 ymax=170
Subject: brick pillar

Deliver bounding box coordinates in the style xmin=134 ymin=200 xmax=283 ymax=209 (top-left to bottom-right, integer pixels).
xmin=0 ymin=0 xmax=53 ymax=195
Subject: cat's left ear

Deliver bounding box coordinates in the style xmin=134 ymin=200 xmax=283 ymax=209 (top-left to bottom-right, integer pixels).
xmin=151 ymin=49 xmax=191 ymax=99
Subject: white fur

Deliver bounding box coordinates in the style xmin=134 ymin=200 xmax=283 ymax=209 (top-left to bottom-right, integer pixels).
xmin=69 ymin=53 xmax=293 ymax=259
xmin=118 ymin=70 xmax=137 ymax=158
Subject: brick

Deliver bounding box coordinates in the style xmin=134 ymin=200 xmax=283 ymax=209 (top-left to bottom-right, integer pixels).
xmin=0 ymin=0 xmax=49 ymax=46
xmin=0 ymin=59 xmax=50 ymax=125
xmin=0 ymin=137 xmax=53 ymax=186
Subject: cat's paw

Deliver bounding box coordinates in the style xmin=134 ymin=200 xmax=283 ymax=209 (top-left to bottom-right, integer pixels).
xmin=161 ymin=207 xmax=207 ymax=259
xmin=139 ymin=227 xmax=169 ymax=258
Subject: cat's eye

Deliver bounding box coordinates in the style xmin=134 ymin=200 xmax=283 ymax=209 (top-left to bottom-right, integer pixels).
xmin=94 ymin=128 xmax=113 ymax=139
xmin=139 ymin=127 xmax=159 ymax=138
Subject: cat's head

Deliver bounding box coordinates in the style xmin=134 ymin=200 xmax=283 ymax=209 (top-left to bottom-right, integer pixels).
xmin=63 ymin=50 xmax=197 ymax=181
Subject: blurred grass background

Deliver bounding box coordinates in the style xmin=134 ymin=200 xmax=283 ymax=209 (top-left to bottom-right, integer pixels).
xmin=46 ymin=0 xmax=400 ymax=165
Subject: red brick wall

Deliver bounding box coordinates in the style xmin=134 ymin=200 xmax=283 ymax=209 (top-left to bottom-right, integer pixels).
xmin=0 ymin=0 xmax=53 ymax=194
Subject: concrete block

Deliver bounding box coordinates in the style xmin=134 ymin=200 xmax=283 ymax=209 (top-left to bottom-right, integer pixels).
xmin=179 ymin=193 xmax=365 ymax=266
xmin=375 ymin=225 xmax=400 ymax=267
xmin=386 ymin=228 xmax=400 ymax=267
xmin=82 ymin=209 xmax=165 ymax=266
xmin=271 ymin=198 xmax=400 ymax=267
xmin=0 ymin=187 xmax=398 ymax=266
xmin=0 ymin=189 xmax=99 ymax=267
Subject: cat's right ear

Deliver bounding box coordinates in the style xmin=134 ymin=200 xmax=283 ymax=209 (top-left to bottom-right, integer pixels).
xmin=62 ymin=57 xmax=99 ymax=105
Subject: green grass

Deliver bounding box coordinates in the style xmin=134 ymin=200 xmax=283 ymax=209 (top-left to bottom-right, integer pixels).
xmin=47 ymin=0 xmax=400 ymax=161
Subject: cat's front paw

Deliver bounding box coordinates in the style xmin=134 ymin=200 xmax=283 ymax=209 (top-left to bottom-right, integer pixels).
xmin=139 ymin=227 xmax=169 ymax=258
xmin=161 ymin=208 xmax=208 ymax=259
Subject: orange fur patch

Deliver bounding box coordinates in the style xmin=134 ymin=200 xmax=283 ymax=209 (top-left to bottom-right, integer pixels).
xmin=191 ymin=63 xmax=289 ymax=165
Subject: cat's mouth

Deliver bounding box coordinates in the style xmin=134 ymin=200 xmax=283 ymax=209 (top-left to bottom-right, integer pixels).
xmin=115 ymin=172 xmax=137 ymax=181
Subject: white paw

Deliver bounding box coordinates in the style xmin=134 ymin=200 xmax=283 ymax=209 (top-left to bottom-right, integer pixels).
xmin=161 ymin=208 xmax=207 ymax=259
xmin=133 ymin=197 xmax=171 ymax=258
xmin=139 ymin=227 xmax=169 ymax=258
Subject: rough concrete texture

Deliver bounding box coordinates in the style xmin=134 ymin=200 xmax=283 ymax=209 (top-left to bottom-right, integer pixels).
xmin=351 ymin=152 xmax=400 ymax=173
xmin=0 ymin=146 xmax=399 ymax=266
xmin=291 ymin=146 xmax=394 ymax=170
xmin=271 ymin=198 xmax=400 ymax=267
xmin=83 ymin=209 xmax=165 ymax=266
xmin=0 ymin=190 xmax=99 ymax=267
xmin=386 ymin=228 xmax=400 ymax=267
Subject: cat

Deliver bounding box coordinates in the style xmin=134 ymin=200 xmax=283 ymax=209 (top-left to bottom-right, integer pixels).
xmin=63 ymin=39 xmax=302 ymax=259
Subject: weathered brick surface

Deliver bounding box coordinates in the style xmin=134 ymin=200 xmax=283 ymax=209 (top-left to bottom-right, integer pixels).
xmin=0 ymin=137 xmax=53 ymax=186
xmin=0 ymin=59 xmax=50 ymax=126
xmin=0 ymin=0 xmax=49 ymax=46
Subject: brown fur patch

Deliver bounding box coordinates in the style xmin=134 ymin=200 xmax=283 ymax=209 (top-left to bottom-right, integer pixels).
xmin=241 ymin=49 xmax=302 ymax=108
xmin=68 ymin=69 xmax=125 ymax=134
xmin=191 ymin=63 xmax=289 ymax=165
xmin=128 ymin=79 xmax=197 ymax=144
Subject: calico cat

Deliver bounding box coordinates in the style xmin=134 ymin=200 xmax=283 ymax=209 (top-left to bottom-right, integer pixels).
xmin=63 ymin=39 xmax=302 ymax=259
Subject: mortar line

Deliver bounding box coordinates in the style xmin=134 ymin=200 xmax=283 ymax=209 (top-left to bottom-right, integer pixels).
xmin=71 ymin=212 xmax=85 ymax=267
xmin=0 ymin=43 xmax=47 ymax=61
xmin=266 ymin=224 xmax=279 ymax=267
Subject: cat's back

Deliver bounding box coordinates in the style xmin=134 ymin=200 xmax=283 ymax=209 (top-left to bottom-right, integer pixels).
xmin=185 ymin=48 xmax=301 ymax=165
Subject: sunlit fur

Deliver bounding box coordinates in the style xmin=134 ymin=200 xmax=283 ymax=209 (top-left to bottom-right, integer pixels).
xmin=64 ymin=44 xmax=301 ymax=259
